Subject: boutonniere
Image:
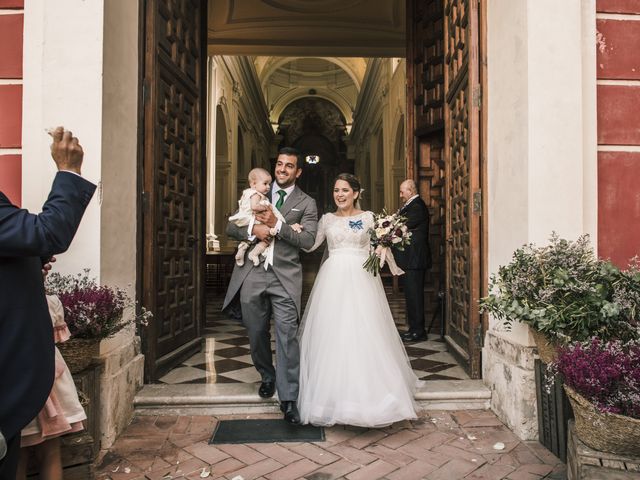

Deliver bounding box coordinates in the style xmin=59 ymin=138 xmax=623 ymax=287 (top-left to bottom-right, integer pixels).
xmin=349 ymin=219 xmax=363 ymax=231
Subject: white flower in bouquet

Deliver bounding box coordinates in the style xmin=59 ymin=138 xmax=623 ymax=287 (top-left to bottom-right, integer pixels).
xmin=376 ymin=227 xmax=390 ymax=237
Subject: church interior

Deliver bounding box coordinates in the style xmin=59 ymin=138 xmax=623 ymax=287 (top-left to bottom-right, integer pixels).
xmin=153 ymin=54 xmax=467 ymax=386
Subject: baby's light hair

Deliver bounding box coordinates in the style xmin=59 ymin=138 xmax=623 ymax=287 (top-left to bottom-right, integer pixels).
xmin=248 ymin=167 xmax=271 ymax=184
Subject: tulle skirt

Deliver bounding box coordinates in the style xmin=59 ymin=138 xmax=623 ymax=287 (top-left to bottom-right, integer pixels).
xmin=298 ymin=248 xmax=419 ymax=427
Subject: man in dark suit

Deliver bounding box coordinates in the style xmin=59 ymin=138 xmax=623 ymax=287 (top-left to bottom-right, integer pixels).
xmin=394 ymin=179 xmax=431 ymax=343
xmin=0 ymin=127 xmax=96 ymax=479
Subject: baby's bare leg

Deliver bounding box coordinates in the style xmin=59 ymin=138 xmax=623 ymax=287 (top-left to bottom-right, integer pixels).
xmin=248 ymin=240 xmax=270 ymax=266
xmin=235 ymin=241 xmax=250 ymax=266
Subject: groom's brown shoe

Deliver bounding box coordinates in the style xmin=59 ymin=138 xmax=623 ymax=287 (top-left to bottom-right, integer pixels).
xmin=280 ymin=401 xmax=301 ymax=425
xmin=258 ymin=381 xmax=275 ymax=398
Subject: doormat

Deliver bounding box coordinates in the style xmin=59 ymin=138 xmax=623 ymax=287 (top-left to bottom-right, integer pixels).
xmin=209 ymin=419 xmax=324 ymax=444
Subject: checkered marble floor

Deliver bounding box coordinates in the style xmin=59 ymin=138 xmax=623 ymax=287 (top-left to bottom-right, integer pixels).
xmin=158 ymin=284 xmax=469 ymax=385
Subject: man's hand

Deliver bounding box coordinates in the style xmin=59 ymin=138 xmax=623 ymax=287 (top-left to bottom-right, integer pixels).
xmin=42 ymin=256 xmax=56 ymax=279
xmin=252 ymin=224 xmax=272 ymax=241
xmin=49 ymin=127 xmax=84 ymax=175
xmin=255 ymin=209 xmax=277 ymax=228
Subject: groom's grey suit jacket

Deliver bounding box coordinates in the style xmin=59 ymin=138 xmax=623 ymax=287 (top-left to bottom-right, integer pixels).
xmin=222 ymin=185 xmax=318 ymax=316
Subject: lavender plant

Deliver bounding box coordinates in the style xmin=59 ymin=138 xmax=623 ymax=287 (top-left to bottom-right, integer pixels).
xmin=479 ymin=233 xmax=640 ymax=343
xmin=46 ymin=269 xmax=152 ymax=340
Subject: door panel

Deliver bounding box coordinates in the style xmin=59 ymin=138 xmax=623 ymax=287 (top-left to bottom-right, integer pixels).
xmin=407 ymin=0 xmax=446 ymax=334
xmin=141 ymin=0 xmax=207 ymax=381
xmin=443 ymin=0 xmax=482 ymax=377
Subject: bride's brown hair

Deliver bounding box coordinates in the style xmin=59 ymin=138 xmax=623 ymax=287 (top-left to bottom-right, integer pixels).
xmin=334 ymin=173 xmax=362 ymax=208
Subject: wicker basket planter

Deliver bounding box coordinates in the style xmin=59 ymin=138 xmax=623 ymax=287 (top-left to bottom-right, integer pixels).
xmin=531 ymin=329 xmax=559 ymax=364
xmin=564 ymin=386 xmax=640 ymax=457
xmin=58 ymin=338 xmax=100 ymax=374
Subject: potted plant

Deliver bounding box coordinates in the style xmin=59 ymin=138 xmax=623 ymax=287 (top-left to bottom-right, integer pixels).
xmin=46 ymin=270 xmax=152 ymax=373
xmin=552 ymin=337 xmax=640 ymax=456
xmin=479 ymin=234 xmax=640 ymax=363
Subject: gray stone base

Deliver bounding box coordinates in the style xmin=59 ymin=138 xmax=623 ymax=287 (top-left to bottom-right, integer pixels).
xmin=567 ymin=420 xmax=640 ymax=479
xmin=134 ymin=380 xmax=491 ymax=416
xmin=483 ymin=331 xmax=538 ymax=440
xmin=98 ymin=336 xmax=144 ymax=449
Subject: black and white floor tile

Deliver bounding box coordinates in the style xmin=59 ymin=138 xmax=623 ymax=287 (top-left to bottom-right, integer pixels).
xmin=158 ymin=283 xmax=469 ymax=385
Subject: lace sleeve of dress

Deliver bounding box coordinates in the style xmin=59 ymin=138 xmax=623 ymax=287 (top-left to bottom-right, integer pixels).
xmin=302 ymin=214 xmax=327 ymax=252
xmin=365 ymin=211 xmax=375 ymax=227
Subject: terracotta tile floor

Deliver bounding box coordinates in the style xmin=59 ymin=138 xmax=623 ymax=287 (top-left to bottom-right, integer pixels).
xmin=95 ymin=411 xmax=566 ymax=480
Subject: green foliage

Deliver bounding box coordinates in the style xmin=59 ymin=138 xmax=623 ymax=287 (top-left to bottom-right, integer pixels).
xmin=479 ymin=234 xmax=640 ymax=343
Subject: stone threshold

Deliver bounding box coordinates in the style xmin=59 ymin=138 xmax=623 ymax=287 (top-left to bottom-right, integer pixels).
xmin=134 ymin=379 xmax=491 ymax=416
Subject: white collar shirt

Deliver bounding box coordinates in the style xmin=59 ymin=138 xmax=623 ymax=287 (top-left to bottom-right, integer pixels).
xmin=272 ymin=184 xmax=296 ymax=205
xmin=403 ymin=194 xmax=419 ymax=208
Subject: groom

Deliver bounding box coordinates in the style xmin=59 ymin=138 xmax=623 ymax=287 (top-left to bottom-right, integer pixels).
xmin=223 ymin=147 xmax=318 ymax=424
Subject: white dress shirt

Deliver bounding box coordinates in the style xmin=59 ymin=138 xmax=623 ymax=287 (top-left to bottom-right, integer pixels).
xmin=403 ymin=194 xmax=419 ymax=209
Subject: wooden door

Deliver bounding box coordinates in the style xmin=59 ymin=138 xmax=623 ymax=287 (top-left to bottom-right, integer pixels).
xmin=443 ymin=0 xmax=483 ymax=378
xmin=141 ymin=0 xmax=207 ymax=381
xmin=406 ymin=0 xmax=446 ymax=331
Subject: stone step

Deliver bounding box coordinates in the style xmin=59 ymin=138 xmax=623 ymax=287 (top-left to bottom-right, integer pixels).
xmin=134 ymin=380 xmax=491 ymax=416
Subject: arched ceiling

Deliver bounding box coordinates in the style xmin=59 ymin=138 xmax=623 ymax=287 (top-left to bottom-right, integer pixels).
xmin=256 ymin=57 xmax=367 ymax=128
xmin=255 ymin=57 xmax=367 ymax=88
xmin=278 ymin=97 xmax=346 ymax=148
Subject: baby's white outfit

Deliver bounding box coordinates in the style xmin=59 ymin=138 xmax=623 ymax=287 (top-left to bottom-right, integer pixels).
xmin=228 ymin=188 xmax=286 ymax=269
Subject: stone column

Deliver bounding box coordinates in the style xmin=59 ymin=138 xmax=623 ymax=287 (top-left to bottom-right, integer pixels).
xmin=206 ymin=57 xmax=219 ymax=251
xmin=22 ymin=0 xmax=105 ymax=274
xmin=484 ymin=0 xmax=597 ymax=440
xmin=22 ymin=0 xmax=143 ymax=448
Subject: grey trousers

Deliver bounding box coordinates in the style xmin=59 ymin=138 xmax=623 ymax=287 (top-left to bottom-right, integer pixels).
xmin=240 ymin=267 xmax=300 ymax=401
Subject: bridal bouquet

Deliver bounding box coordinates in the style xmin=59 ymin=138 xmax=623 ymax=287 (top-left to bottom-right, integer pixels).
xmin=363 ymin=210 xmax=412 ymax=276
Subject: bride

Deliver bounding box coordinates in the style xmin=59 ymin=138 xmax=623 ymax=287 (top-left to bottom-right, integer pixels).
xmin=298 ymin=173 xmax=419 ymax=427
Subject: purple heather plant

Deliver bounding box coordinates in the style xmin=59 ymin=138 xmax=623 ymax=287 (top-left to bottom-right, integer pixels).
xmin=553 ymin=338 xmax=640 ymax=419
xmin=46 ymin=269 xmax=152 ymax=340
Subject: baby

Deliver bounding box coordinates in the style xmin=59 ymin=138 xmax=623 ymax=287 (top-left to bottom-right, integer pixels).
xmin=229 ymin=168 xmax=302 ymax=267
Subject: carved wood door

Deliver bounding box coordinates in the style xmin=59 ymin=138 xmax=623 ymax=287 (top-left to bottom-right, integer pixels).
xmin=443 ymin=0 xmax=482 ymax=378
xmin=141 ymin=0 xmax=207 ymax=381
xmin=407 ymin=0 xmax=446 ymax=330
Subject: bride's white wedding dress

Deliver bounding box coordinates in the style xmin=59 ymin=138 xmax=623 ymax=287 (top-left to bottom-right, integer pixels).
xmin=298 ymin=211 xmax=419 ymax=427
